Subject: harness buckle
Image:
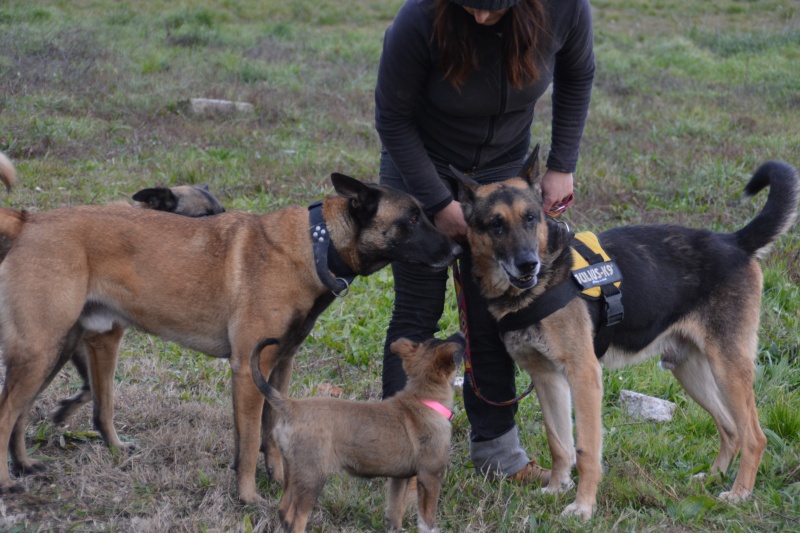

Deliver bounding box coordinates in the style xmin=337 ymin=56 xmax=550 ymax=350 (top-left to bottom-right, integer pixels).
xmin=603 ymin=290 xmax=624 ymax=326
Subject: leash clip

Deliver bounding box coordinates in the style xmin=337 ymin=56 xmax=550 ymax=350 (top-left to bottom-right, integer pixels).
xmin=331 ymin=277 xmax=350 ymax=298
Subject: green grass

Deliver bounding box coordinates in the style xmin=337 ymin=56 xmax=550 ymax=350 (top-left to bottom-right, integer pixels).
xmin=0 ymin=0 xmax=798 ymax=531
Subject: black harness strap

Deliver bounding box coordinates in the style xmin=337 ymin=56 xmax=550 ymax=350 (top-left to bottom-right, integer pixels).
xmin=497 ymin=235 xmax=624 ymax=358
xmin=308 ymin=201 xmax=357 ymax=296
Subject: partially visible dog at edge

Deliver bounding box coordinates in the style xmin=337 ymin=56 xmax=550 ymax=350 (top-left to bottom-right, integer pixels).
xmin=0 ymin=150 xmax=227 ymax=425
xmin=452 ymin=145 xmax=799 ymax=519
xmin=0 ymin=149 xmax=460 ymax=505
xmin=251 ymin=333 xmax=466 ymax=533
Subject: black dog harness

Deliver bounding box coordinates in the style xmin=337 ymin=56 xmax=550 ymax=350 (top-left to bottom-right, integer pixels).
xmin=497 ymin=232 xmax=624 ymax=358
xmin=308 ymin=201 xmax=357 ymax=297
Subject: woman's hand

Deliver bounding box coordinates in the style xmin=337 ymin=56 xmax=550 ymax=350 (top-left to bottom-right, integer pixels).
xmin=541 ymin=169 xmax=574 ymax=215
xmin=433 ymin=200 xmax=468 ymax=242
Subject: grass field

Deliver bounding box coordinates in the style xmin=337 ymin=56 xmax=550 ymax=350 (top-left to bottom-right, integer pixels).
xmin=0 ymin=0 xmax=798 ymax=531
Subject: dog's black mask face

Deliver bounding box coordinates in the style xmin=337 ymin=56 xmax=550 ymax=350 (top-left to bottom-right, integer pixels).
xmin=451 ymin=147 xmax=548 ymax=296
xmin=331 ymin=173 xmax=461 ymax=274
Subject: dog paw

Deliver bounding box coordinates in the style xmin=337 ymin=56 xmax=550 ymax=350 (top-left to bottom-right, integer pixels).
xmin=0 ymin=482 xmax=26 ymax=495
xmin=12 ymin=458 xmax=47 ymax=476
xmin=561 ymin=501 xmax=595 ymax=521
xmin=239 ymin=493 xmax=268 ymax=507
xmin=540 ymin=477 xmax=574 ymax=495
xmin=110 ymin=441 xmax=139 ymax=456
xmin=719 ymin=489 xmax=752 ymax=503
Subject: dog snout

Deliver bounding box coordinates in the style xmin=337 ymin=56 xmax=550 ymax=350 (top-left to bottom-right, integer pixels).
xmin=516 ymin=255 xmax=539 ymax=276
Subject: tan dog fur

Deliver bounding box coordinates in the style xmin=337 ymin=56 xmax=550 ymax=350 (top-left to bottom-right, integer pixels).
xmin=453 ymin=147 xmax=798 ymax=519
xmin=251 ymin=334 xmax=466 ymax=533
xmin=0 ymin=172 xmax=458 ymax=504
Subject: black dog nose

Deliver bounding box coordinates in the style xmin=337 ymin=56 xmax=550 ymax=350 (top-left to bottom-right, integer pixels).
xmin=517 ymin=260 xmax=538 ymax=274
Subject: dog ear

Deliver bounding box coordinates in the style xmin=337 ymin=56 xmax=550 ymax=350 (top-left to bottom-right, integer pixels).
xmin=519 ymin=144 xmax=541 ymax=189
xmin=132 ymin=187 xmax=179 ymax=212
xmin=443 ymin=332 xmax=466 ymax=369
xmin=449 ymin=165 xmax=479 ymax=221
xmin=331 ymin=172 xmax=381 ymax=226
xmin=389 ymin=338 xmax=420 ymax=361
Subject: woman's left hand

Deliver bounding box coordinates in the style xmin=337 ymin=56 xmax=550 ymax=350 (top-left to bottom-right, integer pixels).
xmin=541 ymin=169 xmax=574 ymax=215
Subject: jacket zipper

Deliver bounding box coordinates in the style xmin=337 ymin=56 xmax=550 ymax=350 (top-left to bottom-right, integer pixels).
xmin=471 ymin=55 xmax=507 ymax=170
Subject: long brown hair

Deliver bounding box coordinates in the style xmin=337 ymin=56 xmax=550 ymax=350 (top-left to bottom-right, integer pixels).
xmin=433 ymin=0 xmax=547 ymax=90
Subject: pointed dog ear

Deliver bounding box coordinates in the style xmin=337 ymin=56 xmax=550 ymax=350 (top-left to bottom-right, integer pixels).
xmin=449 ymin=165 xmax=479 ymax=221
xmin=389 ymin=338 xmax=420 ymax=361
xmin=330 ymin=172 xmax=380 ymax=226
xmin=519 ymin=144 xmax=541 ymax=189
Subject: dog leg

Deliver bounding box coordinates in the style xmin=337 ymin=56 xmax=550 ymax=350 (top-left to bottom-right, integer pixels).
xmin=232 ymin=332 xmax=288 ymax=506
xmin=84 ymin=325 xmax=136 ymax=453
xmin=278 ymin=462 xmax=326 ymax=533
xmin=50 ymin=343 xmax=92 ymax=426
xmin=672 ymin=341 xmax=765 ymax=501
xmin=385 ymin=477 xmax=413 ymax=530
xmin=559 ymin=354 xmax=603 ymax=520
xmin=0 ymin=352 xmax=55 ymax=492
xmin=528 ymin=363 xmax=575 ymax=492
xmin=416 ymin=472 xmax=443 ymax=533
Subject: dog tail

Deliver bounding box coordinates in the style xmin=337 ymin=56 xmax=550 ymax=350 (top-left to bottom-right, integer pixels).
xmin=0 ymin=151 xmax=17 ymax=193
xmin=250 ymin=338 xmax=286 ymax=406
xmin=734 ymin=161 xmax=800 ymax=259
xmin=0 ymin=207 xmax=26 ymax=240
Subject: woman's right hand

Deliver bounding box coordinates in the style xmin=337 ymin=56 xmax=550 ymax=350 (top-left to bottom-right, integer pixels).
xmin=433 ymin=200 xmax=468 ymax=242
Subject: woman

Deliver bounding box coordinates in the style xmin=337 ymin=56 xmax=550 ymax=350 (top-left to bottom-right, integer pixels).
xmin=375 ymin=0 xmax=594 ymax=482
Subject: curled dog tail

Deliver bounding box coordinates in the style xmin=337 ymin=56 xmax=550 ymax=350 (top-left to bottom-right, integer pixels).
xmin=0 ymin=207 xmax=26 ymax=240
xmin=735 ymin=161 xmax=800 ymax=259
xmin=0 ymin=151 xmax=17 ymax=193
xmin=250 ymin=338 xmax=286 ymax=407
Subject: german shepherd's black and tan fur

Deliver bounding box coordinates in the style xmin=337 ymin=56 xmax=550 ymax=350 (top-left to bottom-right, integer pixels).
xmin=0 ymin=151 xmax=227 ymax=426
xmin=0 ymin=162 xmax=459 ymax=505
xmin=251 ymin=334 xmax=466 ymax=533
xmin=453 ymin=146 xmax=799 ymax=519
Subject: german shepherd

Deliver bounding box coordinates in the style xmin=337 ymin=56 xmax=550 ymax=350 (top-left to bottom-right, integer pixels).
xmin=452 ymin=146 xmax=798 ymax=519
xmin=251 ymin=334 xmax=466 ymax=532
xmin=0 ymin=172 xmax=459 ymax=505
xmin=0 ymin=151 xmax=227 ymax=426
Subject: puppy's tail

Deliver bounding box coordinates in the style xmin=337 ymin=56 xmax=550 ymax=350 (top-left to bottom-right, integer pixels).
xmin=0 ymin=151 xmax=17 ymax=193
xmin=734 ymin=161 xmax=800 ymax=259
xmin=0 ymin=207 xmax=26 ymax=240
xmin=250 ymin=338 xmax=286 ymax=406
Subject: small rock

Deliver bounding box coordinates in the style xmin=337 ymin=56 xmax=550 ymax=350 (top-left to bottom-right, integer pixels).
xmin=620 ymin=389 xmax=675 ymax=423
xmin=189 ymin=98 xmax=254 ymax=114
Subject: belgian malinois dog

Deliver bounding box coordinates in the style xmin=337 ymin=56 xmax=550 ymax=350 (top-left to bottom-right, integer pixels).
xmin=0 ymin=151 xmax=227 ymax=426
xmin=251 ymin=333 xmax=466 ymax=533
xmin=452 ymin=146 xmax=798 ymax=519
xmin=0 ymin=171 xmax=459 ymax=505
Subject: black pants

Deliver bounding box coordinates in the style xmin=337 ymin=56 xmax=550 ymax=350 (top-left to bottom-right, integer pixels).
xmin=380 ymin=152 xmax=524 ymax=441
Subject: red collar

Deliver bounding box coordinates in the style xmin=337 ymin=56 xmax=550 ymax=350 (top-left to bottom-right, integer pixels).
xmin=420 ymin=399 xmax=454 ymax=421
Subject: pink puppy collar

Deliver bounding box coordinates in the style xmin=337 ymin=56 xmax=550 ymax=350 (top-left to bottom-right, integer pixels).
xmin=420 ymin=400 xmax=454 ymax=421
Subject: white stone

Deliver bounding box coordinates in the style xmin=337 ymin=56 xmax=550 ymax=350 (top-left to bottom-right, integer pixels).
xmin=189 ymin=98 xmax=254 ymax=114
xmin=620 ymin=389 xmax=675 ymax=423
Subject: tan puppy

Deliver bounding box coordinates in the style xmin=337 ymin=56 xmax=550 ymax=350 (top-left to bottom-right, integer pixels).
xmin=251 ymin=334 xmax=466 ymax=533
xmin=453 ymin=146 xmax=798 ymax=519
xmin=0 ymin=172 xmax=459 ymax=504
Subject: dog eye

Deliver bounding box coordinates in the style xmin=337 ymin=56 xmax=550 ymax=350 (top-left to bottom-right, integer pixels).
xmin=490 ymin=218 xmax=504 ymax=234
xmin=409 ymin=214 xmax=419 ymax=225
